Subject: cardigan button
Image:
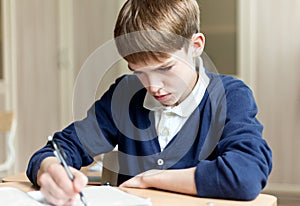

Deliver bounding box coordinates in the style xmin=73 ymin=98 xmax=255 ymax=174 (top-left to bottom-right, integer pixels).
xmin=157 ymin=158 xmax=164 ymax=166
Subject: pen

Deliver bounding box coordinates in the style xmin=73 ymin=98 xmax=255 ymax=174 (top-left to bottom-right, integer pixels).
xmin=48 ymin=136 xmax=88 ymax=206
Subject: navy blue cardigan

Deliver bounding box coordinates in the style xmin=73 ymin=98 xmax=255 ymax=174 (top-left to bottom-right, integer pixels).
xmin=26 ymin=72 xmax=272 ymax=200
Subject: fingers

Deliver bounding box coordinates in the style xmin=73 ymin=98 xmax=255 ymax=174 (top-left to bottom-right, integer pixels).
xmin=120 ymin=176 xmax=144 ymax=188
xmin=38 ymin=163 xmax=87 ymax=205
xmin=39 ymin=171 xmax=76 ymax=206
xmin=48 ymin=163 xmax=75 ymax=194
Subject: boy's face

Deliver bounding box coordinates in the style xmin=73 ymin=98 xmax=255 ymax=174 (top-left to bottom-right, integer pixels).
xmin=128 ymin=49 xmax=198 ymax=107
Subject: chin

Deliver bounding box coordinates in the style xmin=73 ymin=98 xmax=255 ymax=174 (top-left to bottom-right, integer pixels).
xmin=161 ymin=100 xmax=179 ymax=107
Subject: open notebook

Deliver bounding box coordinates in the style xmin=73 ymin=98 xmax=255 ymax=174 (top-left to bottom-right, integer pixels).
xmin=0 ymin=186 xmax=152 ymax=206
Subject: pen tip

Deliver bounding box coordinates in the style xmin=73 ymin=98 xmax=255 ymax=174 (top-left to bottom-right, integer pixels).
xmin=80 ymin=193 xmax=88 ymax=206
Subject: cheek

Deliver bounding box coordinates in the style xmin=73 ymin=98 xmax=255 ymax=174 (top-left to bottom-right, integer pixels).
xmin=165 ymin=75 xmax=188 ymax=91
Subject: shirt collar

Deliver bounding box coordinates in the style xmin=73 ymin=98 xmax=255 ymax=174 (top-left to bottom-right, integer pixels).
xmin=143 ymin=57 xmax=210 ymax=117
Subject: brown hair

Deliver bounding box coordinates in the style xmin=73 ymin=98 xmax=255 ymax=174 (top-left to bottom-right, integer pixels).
xmin=114 ymin=0 xmax=200 ymax=64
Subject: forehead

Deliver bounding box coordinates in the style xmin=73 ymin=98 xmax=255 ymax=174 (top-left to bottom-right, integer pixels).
xmin=128 ymin=49 xmax=190 ymax=70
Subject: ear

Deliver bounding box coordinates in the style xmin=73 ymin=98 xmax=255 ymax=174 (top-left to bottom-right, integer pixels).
xmin=191 ymin=33 xmax=205 ymax=57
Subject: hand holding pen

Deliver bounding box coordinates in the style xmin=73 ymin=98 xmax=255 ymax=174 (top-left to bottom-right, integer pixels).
xmin=48 ymin=136 xmax=88 ymax=206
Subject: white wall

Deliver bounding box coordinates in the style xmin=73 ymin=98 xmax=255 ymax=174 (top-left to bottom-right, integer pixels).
xmin=3 ymin=0 xmax=61 ymax=173
xmin=254 ymin=0 xmax=300 ymax=186
xmin=1 ymin=0 xmax=126 ymax=174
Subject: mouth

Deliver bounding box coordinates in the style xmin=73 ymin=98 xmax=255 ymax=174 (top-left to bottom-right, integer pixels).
xmin=154 ymin=94 xmax=171 ymax=101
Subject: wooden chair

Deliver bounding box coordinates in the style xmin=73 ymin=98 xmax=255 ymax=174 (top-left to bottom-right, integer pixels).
xmin=101 ymin=150 xmax=119 ymax=186
xmin=0 ymin=111 xmax=16 ymax=172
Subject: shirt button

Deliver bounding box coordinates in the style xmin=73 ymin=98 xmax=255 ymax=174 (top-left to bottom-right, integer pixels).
xmin=157 ymin=158 xmax=164 ymax=166
xmin=161 ymin=127 xmax=169 ymax=136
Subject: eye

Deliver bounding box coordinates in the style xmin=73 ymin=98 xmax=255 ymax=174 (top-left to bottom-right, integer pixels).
xmin=159 ymin=65 xmax=173 ymax=72
xmin=133 ymin=71 xmax=143 ymax=75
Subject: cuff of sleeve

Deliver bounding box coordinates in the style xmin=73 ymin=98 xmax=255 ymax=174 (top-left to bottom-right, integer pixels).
xmin=28 ymin=152 xmax=55 ymax=186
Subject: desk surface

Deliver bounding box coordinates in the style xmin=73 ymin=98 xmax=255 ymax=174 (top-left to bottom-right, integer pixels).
xmin=1 ymin=173 xmax=277 ymax=206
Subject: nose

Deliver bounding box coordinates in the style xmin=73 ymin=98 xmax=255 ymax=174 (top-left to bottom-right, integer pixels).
xmin=140 ymin=74 xmax=162 ymax=93
xmin=148 ymin=85 xmax=160 ymax=93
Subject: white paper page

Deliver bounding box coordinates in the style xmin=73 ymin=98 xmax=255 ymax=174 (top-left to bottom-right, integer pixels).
xmin=28 ymin=186 xmax=152 ymax=206
xmin=0 ymin=187 xmax=44 ymax=206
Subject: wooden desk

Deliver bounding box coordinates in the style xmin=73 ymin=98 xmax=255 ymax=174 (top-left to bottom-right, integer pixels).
xmin=1 ymin=173 xmax=277 ymax=206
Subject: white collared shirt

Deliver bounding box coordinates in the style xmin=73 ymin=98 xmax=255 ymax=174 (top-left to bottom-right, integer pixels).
xmin=143 ymin=58 xmax=210 ymax=151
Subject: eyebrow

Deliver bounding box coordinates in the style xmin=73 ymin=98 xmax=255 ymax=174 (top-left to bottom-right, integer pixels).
xmin=158 ymin=60 xmax=174 ymax=68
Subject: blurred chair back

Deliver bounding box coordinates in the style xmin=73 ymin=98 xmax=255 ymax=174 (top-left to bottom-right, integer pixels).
xmin=101 ymin=150 xmax=119 ymax=186
xmin=0 ymin=111 xmax=16 ymax=172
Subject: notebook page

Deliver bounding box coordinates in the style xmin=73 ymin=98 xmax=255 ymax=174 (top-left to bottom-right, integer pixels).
xmin=27 ymin=186 xmax=152 ymax=206
xmin=0 ymin=187 xmax=44 ymax=206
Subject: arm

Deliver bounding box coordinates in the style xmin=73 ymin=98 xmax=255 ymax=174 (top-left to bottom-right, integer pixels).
xmin=194 ymin=77 xmax=272 ymax=200
xmin=120 ymin=167 xmax=197 ymax=195
xmin=26 ymin=112 xmax=111 ymax=204
xmin=25 ymin=127 xmax=93 ymax=205
xmin=26 ymin=76 xmax=129 ymax=204
xmin=26 ymin=123 xmax=94 ymax=187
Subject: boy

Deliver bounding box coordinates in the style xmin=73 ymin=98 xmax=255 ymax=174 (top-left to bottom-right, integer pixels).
xmin=27 ymin=0 xmax=272 ymax=205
